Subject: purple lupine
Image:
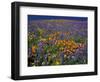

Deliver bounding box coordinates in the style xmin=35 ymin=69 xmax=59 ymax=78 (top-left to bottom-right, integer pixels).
xmin=43 ymin=54 xmax=48 ymax=65
xmin=38 ymin=42 xmax=43 ymax=48
xmin=60 ymin=53 xmax=64 ymax=64
xmin=36 ymin=48 xmax=41 ymax=60
xmin=60 ymin=33 xmax=64 ymax=40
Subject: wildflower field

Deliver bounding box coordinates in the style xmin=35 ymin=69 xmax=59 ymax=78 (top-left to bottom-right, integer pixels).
xmin=28 ymin=15 xmax=88 ymax=66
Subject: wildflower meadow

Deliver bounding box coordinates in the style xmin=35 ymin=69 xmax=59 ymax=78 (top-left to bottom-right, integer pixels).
xmin=28 ymin=15 xmax=88 ymax=66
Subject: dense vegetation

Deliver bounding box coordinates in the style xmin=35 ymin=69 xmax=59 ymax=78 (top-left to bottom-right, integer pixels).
xmin=28 ymin=19 xmax=87 ymax=66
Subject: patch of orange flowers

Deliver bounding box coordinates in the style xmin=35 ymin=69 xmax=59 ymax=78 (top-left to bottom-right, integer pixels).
xmin=55 ymin=39 xmax=79 ymax=55
xmin=31 ymin=31 xmax=82 ymax=56
xmin=32 ymin=45 xmax=37 ymax=54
